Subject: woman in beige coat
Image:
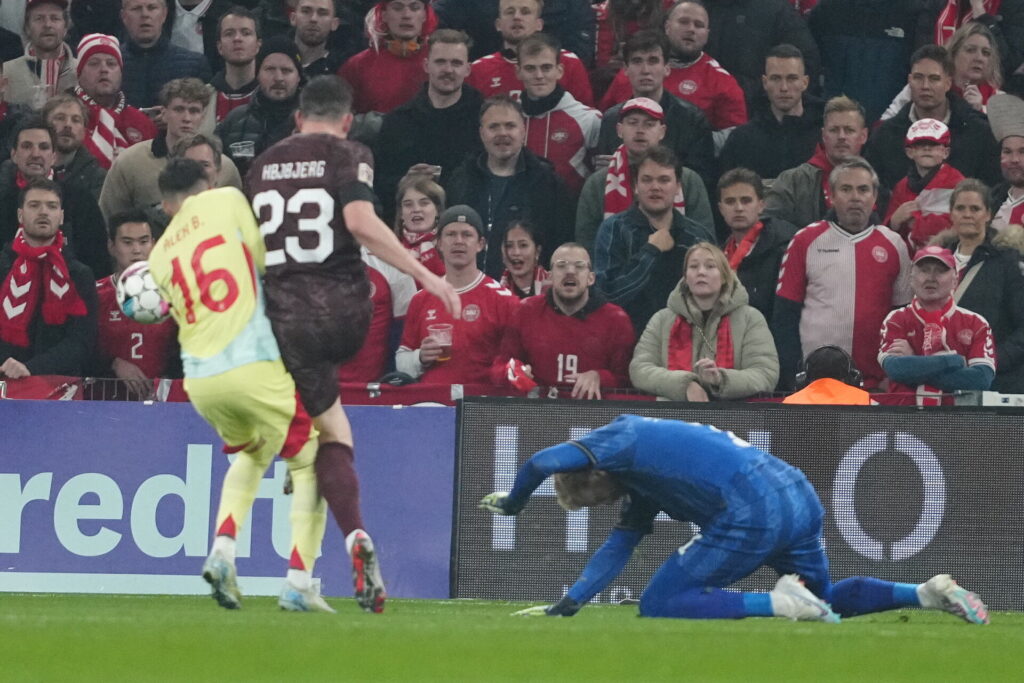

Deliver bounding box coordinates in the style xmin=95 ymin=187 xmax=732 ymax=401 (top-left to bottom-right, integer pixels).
xmin=630 ymin=242 xmax=779 ymax=401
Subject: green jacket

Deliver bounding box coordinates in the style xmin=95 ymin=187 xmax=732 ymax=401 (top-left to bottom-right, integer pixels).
xmin=629 ymin=276 xmax=779 ymax=400
xmin=763 ymin=161 xmax=825 ymax=230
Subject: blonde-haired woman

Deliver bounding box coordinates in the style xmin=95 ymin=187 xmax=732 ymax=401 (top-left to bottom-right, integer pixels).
xmin=630 ymin=242 xmax=779 ymax=401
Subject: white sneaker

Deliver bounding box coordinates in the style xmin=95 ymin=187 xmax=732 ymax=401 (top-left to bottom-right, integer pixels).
xmin=772 ymin=574 xmax=841 ymax=623
xmin=351 ymin=530 xmax=386 ymax=613
xmin=202 ymin=550 xmax=241 ymax=610
xmin=921 ymin=574 xmax=989 ymax=624
xmin=279 ymin=579 xmax=336 ymax=613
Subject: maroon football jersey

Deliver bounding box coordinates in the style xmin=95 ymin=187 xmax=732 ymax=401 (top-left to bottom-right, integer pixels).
xmin=95 ymin=276 xmax=178 ymax=377
xmin=246 ymin=133 xmax=377 ymax=312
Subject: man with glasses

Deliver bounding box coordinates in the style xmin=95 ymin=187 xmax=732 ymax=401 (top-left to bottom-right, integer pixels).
xmin=491 ymin=242 xmax=634 ymax=398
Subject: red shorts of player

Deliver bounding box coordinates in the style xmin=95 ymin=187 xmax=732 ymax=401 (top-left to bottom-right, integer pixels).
xmin=268 ymin=274 xmax=372 ymax=416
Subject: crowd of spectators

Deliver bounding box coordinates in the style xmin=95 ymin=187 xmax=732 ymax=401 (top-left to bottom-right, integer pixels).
xmin=1 ymin=0 xmax=1023 ymax=407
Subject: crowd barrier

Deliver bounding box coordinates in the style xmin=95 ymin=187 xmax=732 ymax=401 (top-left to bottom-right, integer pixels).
xmin=3 ymin=396 xmax=1022 ymax=611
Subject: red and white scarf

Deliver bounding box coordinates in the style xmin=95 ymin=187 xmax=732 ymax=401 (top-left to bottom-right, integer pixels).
xmin=0 ymin=230 xmax=86 ymax=348
xmin=74 ymin=85 xmax=129 ymax=169
xmin=724 ymin=221 xmax=765 ymax=270
xmin=807 ymin=144 xmax=835 ymax=210
xmin=26 ymin=43 xmax=71 ymax=95
xmin=935 ymin=1 xmax=1002 ymax=45
xmin=500 ymin=266 xmax=551 ymax=298
xmin=667 ymin=314 xmax=734 ymax=371
xmin=603 ymin=144 xmax=686 ymax=218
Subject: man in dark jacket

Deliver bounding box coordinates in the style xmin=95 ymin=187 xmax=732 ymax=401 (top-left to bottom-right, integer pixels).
xmin=704 ymin=0 xmax=821 ymax=106
xmin=719 ymin=44 xmax=823 ymax=180
xmin=434 ymin=0 xmax=595 ymax=64
xmin=717 ymin=168 xmax=797 ymax=324
xmin=594 ymin=145 xmax=715 ymax=334
xmin=0 ymin=178 xmax=98 ymax=379
xmin=120 ymin=0 xmax=212 ymax=108
xmin=444 ymin=95 xmax=574 ymax=278
xmin=374 ymin=29 xmax=482 ymax=222
xmin=43 ymin=94 xmax=106 ymax=202
xmin=865 ymin=45 xmax=1001 ymax=190
xmin=217 ymin=35 xmax=303 ymax=178
xmin=0 ymin=118 xmax=110 ymax=278
xmin=596 ymin=30 xmax=715 ymax=189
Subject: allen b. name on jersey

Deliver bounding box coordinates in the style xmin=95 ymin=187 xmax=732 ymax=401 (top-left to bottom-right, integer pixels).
xmin=261 ymin=159 xmax=327 ymax=181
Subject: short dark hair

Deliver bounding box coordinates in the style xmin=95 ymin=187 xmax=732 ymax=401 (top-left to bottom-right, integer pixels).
xmin=19 ymin=177 xmax=62 ymax=208
xmin=911 ymin=44 xmax=954 ymax=77
xmin=299 ymin=75 xmax=353 ymax=119
xmin=623 ymin=29 xmax=668 ymax=64
xmin=11 ymin=116 xmax=56 ymax=151
xmin=479 ymin=93 xmax=525 ymax=123
xmin=171 ymin=132 xmax=224 ymax=165
xmin=107 ymin=208 xmax=153 ymax=242
xmin=633 ymin=145 xmax=679 ymax=181
xmin=718 ymin=167 xmax=764 ymax=200
xmin=218 ymin=5 xmax=261 ymax=39
xmin=427 ymin=27 xmax=473 ymax=53
xmin=766 ymin=43 xmax=804 ymax=64
xmin=517 ymin=32 xmax=560 ymax=62
xmin=159 ymin=158 xmax=208 ymax=199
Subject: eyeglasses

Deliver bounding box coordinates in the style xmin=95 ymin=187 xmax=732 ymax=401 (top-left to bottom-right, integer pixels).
xmin=552 ymin=259 xmax=590 ymax=271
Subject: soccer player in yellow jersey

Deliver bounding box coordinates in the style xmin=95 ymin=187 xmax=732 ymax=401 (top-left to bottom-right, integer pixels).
xmin=149 ymin=158 xmax=332 ymax=612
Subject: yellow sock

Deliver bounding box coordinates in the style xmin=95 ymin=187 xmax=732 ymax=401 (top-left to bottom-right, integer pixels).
xmin=213 ymin=450 xmax=271 ymax=540
xmin=286 ymin=457 xmax=327 ymax=574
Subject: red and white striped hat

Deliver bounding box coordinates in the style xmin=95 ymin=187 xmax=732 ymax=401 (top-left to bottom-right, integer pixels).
xmin=905 ymin=118 xmax=950 ymax=147
xmin=76 ymin=34 xmax=123 ymax=77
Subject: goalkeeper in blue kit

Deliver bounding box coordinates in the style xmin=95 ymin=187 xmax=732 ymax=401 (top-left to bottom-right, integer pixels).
xmin=481 ymin=415 xmax=989 ymax=623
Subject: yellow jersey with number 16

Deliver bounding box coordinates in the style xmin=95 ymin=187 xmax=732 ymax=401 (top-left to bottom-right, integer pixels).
xmin=148 ymin=186 xmax=281 ymax=378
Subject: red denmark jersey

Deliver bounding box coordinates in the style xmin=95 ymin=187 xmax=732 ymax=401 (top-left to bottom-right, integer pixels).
xmin=883 ymin=163 xmax=964 ymax=250
xmin=879 ymin=299 xmax=995 ymax=401
xmin=599 ymin=52 xmax=748 ymax=130
xmin=338 ymin=47 xmax=427 ymax=114
xmin=490 ymin=293 xmax=635 ymax=388
xmin=338 ymin=255 xmax=416 ymax=383
xmin=95 ymin=275 xmax=178 ymax=377
xmin=399 ymin=273 xmax=517 ymax=384
xmin=524 ymin=92 xmax=602 ymax=194
xmin=467 ymin=50 xmax=595 ymax=106
xmin=776 ymin=221 xmax=911 ymax=384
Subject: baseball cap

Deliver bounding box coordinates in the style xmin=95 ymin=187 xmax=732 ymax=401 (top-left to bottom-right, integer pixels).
xmin=905 ymin=118 xmax=950 ymax=147
xmin=438 ymin=205 xmax=483 ymax=236
xmin=619 ymin=97 xmax=664 ymax=121
xmin=912 ymin=245 xmax=956 ymax=270
xmin=26 ymin=0 xmax=69 ymax=9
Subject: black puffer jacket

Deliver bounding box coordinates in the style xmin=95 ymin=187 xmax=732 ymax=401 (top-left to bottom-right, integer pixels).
xmin=931 ymin=226 xmax=1024 ymax=393
xmin=216 ymin=90 xmax=299 ymax=178
xmin=718 ymin=94 xmax=824 ymax=179
xmin=865 ymin=94 xmax=1002 ymax=190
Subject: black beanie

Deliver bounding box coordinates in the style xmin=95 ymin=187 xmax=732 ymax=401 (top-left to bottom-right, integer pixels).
xmin=256 ymin=35 xmax=305 ymax=79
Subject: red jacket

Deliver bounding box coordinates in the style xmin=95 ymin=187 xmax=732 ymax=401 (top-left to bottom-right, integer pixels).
xmin=600 ymin=52 xmax=747 ymax=130
xmin=339 ymin=47 xmax=427 ymax=114
xmin=467 ymin=49 xmax=594 ymax=106
xmin=883 ymin=163 xmax=964 ymax=250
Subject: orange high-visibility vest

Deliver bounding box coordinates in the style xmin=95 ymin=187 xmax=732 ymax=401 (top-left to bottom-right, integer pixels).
xmin=782 ymin=378 xmax=873 ymax=405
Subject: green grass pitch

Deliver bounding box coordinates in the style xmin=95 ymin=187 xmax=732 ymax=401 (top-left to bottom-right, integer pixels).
xmin=2 ymin=594 xmax=1022 ymax=681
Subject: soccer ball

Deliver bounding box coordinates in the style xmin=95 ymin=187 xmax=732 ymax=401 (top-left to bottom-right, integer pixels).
xmin=116 ymin=261 xmax=171 ymax=324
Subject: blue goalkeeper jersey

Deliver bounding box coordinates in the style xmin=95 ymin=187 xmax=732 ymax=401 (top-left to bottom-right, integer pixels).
xmin=506 ymin=414 xmax=807 ymax=528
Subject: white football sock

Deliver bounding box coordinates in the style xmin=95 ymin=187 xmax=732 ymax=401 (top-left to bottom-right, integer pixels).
xmin=287 ymin=569 xmax=312 ymax=591
xmin=211 ymin=535 xmax=236 ymax=563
